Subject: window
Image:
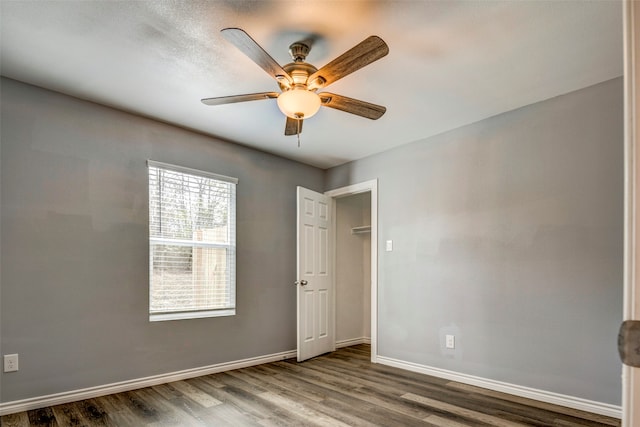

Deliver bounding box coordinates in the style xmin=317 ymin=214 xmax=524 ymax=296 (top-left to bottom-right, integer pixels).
xmin=148 ymin=160 xmax=237 ymax=321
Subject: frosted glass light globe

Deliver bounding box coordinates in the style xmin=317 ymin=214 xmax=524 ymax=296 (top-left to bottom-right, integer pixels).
xmin=277 ymin=89 xmax=321 ymax=119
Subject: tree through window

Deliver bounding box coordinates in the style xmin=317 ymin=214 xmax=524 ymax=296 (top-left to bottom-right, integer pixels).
xmin=148 ymin=161 xmax=237 ymax=321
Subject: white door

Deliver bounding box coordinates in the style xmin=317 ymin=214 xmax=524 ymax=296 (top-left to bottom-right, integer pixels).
xmin=296 ymin=186 xmax=334 ymax=362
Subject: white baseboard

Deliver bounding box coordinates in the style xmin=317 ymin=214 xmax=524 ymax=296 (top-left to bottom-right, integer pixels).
xmin=2 ymin=347 xmax=619 ymax=420
xmin=335 ymin=337 xmax=371 ymax=348
xmin=376 ymin=355 xmax=622 ymax=419
xmin=0 ymin=349 xmax=297 ymax=416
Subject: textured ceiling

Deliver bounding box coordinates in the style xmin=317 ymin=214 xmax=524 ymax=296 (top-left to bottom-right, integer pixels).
xmin=0 ymin=1 xmax=623 ymax=169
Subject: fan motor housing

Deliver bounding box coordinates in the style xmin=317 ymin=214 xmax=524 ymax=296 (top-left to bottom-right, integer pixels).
xmin=279 ymin=62 xmax=318 ymax=90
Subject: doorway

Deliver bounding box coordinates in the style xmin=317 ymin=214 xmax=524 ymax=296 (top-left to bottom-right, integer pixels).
xmin=335 ymin=192 xmax=371 ymax=350
xmin=326 ymin=179 xmax=378 ymax=362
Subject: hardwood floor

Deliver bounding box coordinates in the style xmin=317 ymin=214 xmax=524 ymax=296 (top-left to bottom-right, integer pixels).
xmin=1 ymin=345 xmax=620 ymax=426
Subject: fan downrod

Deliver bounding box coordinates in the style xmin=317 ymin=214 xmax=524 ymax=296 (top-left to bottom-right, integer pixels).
xmin=289 ymin=41 xmax=311 ymax=62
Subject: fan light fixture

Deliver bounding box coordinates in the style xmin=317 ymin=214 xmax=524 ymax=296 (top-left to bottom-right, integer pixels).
xmin=202 ymin=28 xmax=389 ymax=138
xmin=277 ymin=88 xmax=321 ymax=119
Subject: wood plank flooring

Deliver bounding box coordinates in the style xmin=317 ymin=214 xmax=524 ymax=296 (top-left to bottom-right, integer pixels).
xmin=0 ymin=345 xmax=621 ymax=426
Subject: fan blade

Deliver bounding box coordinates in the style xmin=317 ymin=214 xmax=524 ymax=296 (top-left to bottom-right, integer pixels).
xmin=319 ymin=93 xmax=386 ymax=120
xmin=308 ymin=36 xmax=389 ymax=89
xmin=221 ymin=28 xmax=293 ymax=86
xmin=285 ymin=117 xmax=303 ymax=136
xmin=201 ymin=92 xmax=279 ymax=106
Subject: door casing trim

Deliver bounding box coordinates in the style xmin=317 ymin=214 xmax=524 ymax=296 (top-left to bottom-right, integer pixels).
xmin=623 ymin=0 xmax=640 ymax=424
xmin=326 ymin=179 xmax=379 ymax=362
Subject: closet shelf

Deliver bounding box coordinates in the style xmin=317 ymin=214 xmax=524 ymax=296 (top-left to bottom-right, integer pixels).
xmin=351 ymin=225 xmax=371 ymax=235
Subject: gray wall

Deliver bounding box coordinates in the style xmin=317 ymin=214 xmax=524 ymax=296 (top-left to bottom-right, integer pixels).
xmin=335 ymin=192 xmax=371 ymax=343
xmin=326 ymin=78 xmax=624 ymax=405
xmin=0 ymin=78 xmax=324 ymax=402
xmin=0 ymin=76 xmax=624 ymax=406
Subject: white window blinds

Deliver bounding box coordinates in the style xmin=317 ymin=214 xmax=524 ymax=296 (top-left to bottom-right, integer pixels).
xmin=148 ymin=160 xmax=237 ymax=321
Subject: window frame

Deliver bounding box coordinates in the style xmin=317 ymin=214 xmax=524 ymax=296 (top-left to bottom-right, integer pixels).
xmin=147 ymin=160 xmax=238 ymax=322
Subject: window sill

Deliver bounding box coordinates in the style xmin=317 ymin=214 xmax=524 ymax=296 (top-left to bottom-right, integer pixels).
xmin=149 ymin=308 xmax=236 ymax=322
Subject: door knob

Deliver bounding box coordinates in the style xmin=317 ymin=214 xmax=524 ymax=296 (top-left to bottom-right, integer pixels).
xmin=294 ymin=280 xmax=308 ymax=286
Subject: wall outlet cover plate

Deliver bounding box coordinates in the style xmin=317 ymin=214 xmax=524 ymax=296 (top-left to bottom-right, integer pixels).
xmin=3 ymin=354 xmax=19 ymax=372
xmin=618 ymin=320 xmax=640 ymax=367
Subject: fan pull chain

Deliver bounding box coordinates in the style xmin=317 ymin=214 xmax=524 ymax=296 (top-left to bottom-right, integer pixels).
xmin=295 ymin=114 xmax=302 ymax=148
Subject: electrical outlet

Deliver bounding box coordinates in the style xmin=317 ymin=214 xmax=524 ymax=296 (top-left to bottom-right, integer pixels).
xmin=445 ymin=335 xmax=455 ymax=349
xmin=4 ymin=354 xmax=19 ymax=372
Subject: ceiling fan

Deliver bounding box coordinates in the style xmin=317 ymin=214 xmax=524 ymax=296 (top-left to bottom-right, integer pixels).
xmin=201 ymin=28 xmax=389 ymax=137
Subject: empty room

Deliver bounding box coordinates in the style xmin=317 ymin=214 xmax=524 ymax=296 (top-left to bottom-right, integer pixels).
xmin=2 ymin=1 xmax=640 ymax=426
